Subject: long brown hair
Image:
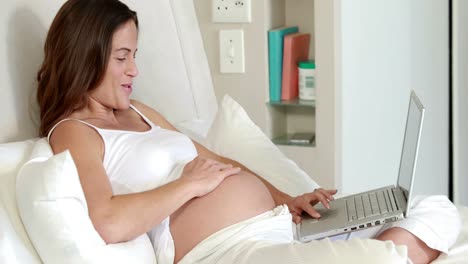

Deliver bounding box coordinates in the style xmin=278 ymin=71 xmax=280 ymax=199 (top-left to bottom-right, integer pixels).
xmin=37 ymin=0 xmax=138 ymax=137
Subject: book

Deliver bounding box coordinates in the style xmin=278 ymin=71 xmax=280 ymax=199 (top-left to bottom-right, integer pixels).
xmin=268 ymin=26 xmax=299 ymax=101
xmin=289 ymin=132 xmax=315 ymax=144
xmin=281 ymin=33 xmax=311 ymax=100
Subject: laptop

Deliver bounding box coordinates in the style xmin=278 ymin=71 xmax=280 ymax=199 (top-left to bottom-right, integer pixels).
xmin=297 ymin=91 xmax=425 ymax=242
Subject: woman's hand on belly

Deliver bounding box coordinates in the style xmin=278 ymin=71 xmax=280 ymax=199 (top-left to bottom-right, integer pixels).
xmin=180 ymin=156 xmax=241 ymax=197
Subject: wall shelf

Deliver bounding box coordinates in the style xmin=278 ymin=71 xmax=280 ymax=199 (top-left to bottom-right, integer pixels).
xmin=266 ymin=0 xmax=316 ymax=150
xmin=272 ymin=133 xmax=315 ymax=147
xmin=267 ymin=98 xmax=315 ymax=108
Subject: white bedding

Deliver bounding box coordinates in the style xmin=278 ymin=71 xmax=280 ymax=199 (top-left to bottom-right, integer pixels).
xmin=179 ymin=205 xmax=408 ymax=264
xmin=1 ymin=141 xmax=468 ymax=263
xmin=0 ymin=140 xmax=468 ymax=264
xmin=433 ymin=206 xmax=468 ymax=263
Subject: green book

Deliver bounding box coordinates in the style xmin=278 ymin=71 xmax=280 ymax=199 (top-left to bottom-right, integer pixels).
xmin=268 ymin=26 xmax=299 ymax=101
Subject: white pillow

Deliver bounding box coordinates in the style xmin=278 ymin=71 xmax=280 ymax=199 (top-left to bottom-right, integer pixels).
xmin=0 ymin=199 xmax=41 ymax=264
xmin=174 ymin=119 xmax=211 ymax=144
xmin=16 ymin=138 xmax=156 ymax=264
xmin=0 ymin=139 xmax=42 ymax=264
xmin=203 ymin=95 xmax=320 ymax=197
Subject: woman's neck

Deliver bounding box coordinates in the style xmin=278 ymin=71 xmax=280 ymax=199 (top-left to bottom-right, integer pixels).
xmin=72 ymin=97 xmax=120 ymax=125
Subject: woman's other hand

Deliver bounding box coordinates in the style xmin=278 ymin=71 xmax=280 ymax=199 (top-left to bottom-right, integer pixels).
xmin=181 ymin=156 xmax=241 ymax=197
xmin=287 ymin=188 xmax=338 ymax=224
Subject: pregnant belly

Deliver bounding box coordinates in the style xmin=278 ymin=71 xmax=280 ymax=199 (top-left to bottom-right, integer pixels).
xmin=170 ymin=171 xmax=275 ymax=263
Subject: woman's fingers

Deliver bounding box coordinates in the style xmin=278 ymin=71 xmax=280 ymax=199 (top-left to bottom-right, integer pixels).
xmin=313 ymin=188 xmax=338 ymax=208
xmin=193 ymin=156 xmax=232 ymax=171
xmin=287 ymin=189 xmax=339 ymax=223
xmin=221 ymin=167 xmax=241 ymax=178
xmin=302 ymin=202 xmax=321 ymax=218
xmin=211 ymin=163 xmax=241 ymax=179
xmin=298 ymin=196 xmax=321 ymax=218
xmin=210 ymin=162 xmax=233 ymax=171
xmin=201 ymin=157 xmax=218 ymax=168
xmin=291 ymin=212 xmax=302 ymax=224
xmin=316 ymin=188 xmax=337 ymax=201
xmin=301 ymin=188 xmax=337 ymax=215
xmin=326 ymin=188 xmax=338 ymax=198
xmin=307 ymin=190 xmax=330 ymax=209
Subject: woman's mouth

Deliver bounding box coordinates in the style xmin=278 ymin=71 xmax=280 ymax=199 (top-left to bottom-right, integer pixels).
xmin=122 ymin=84 xmax=133 ymax=93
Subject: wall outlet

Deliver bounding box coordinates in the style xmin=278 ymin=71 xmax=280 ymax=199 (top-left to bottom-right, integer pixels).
xmin=219 ymin=29 xmax=245 ymax=73
xmin=212 ymin=0 xmax=251 ymax=23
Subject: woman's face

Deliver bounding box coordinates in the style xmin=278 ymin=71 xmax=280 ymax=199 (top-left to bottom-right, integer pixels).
xmin=90 ymin=20 xmax=138 ymax=110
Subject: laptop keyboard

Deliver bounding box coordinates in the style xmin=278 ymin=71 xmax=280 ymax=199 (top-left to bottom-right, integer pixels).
xmin=346 ymin=189 xmax=399 ymax=222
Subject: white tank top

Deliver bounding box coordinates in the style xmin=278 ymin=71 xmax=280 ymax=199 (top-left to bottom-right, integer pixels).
xmin=47 ymin=105 xmax=197 ymax=264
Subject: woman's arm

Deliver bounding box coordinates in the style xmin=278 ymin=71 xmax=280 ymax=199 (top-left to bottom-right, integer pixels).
xmin=49 ymin=120 xmax=239 ymax=244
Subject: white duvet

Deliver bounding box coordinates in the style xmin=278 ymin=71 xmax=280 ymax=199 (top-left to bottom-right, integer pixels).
xmin=178 ymin=205 xmax=407 ymax=264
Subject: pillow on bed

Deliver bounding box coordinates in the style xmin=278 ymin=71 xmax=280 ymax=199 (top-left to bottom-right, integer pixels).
xmin=16 ymin=138 xmax=156 ymax=264
xmin=202 ymin=95 xmax=320 ymax=197
xmin=0 ymin=199 xmax=41 ymax=264
xmin=0 ymin=139 xmax=42 ymax=264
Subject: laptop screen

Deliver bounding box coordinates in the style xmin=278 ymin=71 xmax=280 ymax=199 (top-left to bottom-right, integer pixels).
xmin=397 ymin=91 xmax=425 ymax=202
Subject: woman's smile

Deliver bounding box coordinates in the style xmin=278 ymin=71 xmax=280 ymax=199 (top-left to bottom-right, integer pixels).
xmin=121 ymin=83 xmax=133 ymax=94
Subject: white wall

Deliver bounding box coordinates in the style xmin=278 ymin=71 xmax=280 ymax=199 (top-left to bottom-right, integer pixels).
xmin=339 ymin=0 xmax=449 ymax=196
xmin=194 ymin=0 xmax=270 ymax=130
xmin=339 ymin=0 xmax=412 ymax=194
xmin=453 ymin=0 xmax=468 ymax=206
xmin=0 ymin=1 xmax=63 ymax=143
xmin=410 ymin=0 xmax=449 ymax=196
xmin=314 ymin=0 xmax=339 ymax=189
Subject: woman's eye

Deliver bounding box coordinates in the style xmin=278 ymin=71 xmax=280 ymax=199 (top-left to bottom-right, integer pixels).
xmin=116 ymin=58 xmax=126 ymax=61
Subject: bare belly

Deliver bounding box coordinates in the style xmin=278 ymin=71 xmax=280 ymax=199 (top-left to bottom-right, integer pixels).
xmin=170 ymin=171 xmax=275 ymax=263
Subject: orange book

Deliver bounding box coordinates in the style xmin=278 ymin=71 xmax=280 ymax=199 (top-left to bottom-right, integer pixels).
xmin=281 ymin=33 xmax=311 ymax=100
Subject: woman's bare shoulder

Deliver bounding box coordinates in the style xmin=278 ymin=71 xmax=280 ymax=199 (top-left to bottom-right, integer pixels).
xmin=48 ymin=119 xmax=104 ymax=158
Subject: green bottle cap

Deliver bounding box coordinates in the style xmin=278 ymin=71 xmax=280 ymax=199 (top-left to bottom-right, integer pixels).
xmin=298 ymin=60 xmax=315 ymax=69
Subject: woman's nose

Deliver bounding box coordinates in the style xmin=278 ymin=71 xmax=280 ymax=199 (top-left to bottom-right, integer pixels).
xmin=126 ymin=59 xmax=138 ymax=77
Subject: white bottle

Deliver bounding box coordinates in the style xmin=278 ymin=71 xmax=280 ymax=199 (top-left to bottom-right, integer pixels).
xmin=298 ymin=60 xmax=316 ymax=100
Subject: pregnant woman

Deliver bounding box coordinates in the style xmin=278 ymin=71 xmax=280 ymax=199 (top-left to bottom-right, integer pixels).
xmin=39 ymin=1 xmax=460 ymax=264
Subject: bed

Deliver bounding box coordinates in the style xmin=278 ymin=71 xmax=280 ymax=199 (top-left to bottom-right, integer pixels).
xmin=1 ymin=0 xmax=467 ymax=263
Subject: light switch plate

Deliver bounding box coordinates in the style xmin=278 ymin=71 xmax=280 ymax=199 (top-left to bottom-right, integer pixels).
xmin=212 ymin=0 xmax=251 ymax=23
xmin=219 ymin=29 xmax=245 ymax=73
